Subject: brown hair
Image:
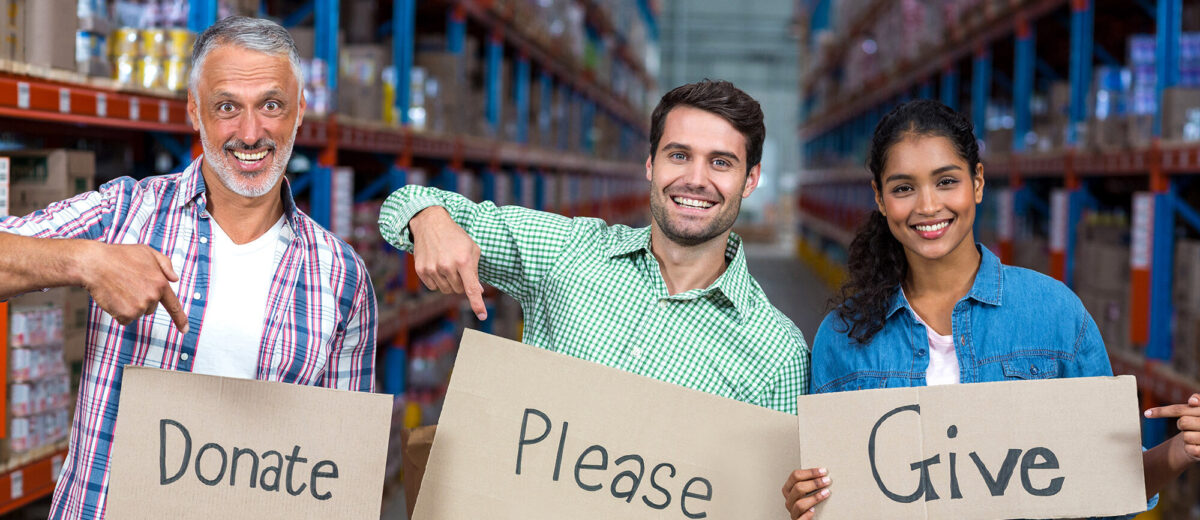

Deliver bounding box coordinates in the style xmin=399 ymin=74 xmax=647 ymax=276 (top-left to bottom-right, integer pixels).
xmin=648 ymin=80 xmax=765 ymax=172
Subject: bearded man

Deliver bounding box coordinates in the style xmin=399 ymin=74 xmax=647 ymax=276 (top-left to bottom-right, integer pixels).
xmin=0 ymin=16 xmax=376 ymax=518
xmin=378 ymin=80 xmax=807 ymax=413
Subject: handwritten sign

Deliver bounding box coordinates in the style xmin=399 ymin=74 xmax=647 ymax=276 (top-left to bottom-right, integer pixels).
xmin=107 ymin=367 xmax=391 ymax=519
xmin=796 ymin=376 xmax=1146 ymax=519
xmin=414 ymin=329 xmax=800 ymax=519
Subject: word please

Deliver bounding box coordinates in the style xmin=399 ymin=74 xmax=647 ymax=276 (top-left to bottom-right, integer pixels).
xmin=868 ymin=404 xmax=1065 ymax=503
xmin=158 ymin=419 xmax=340 ymax=500
xmin=515 ymin=408 xmax=714 ymax=519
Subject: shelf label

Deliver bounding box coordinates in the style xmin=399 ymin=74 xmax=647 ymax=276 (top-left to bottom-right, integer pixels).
xmin=1049 ymin=189 xmax=1068 ymax=252
xmin=129 ymin=97 xmax=140 ymax=120
xmin=159 ymin=100 xmax=169 ymax=123
xmin=10 ymin=469 xmax=23 ymax=500
xmin=0 ymin=157 xmax=9 ymax=218
xmin=331 ymin=167 xmax=353 ymax=240
xmin=96 ymin=93 xmax=107 ymax=117
xmin=997 ymin=188 xmax=1014 ymax=241
xmin=1131 ymin=192 xmax=1154 ymax=269
xmin=16 ymin=82 xmax=29 ymax=109
xmin=58 ymin=88 xmax=70 ymax=113
xmin=51 ymin=454 xmax=64 ymax=482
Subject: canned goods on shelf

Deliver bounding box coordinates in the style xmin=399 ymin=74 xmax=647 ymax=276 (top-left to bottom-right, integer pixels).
xmin=113 ymin=54 xmax=136 ymax=86
xmin=139 ymin=29 xmax=166 ymax=58
xmin=166 ymin=29 xmax=194 ymax=58
xmin=111 ymin=27 xmax=139 ymax=57
xmin=137 ymin=56 xmax=164 ymax=89
xmin=163 ymin=56 xmax=188 ymax=92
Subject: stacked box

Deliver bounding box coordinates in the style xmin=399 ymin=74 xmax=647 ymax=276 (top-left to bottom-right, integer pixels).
xmin=1163 ymin=87 xmax=1200 ymax=142
xmin=338 ymin=44 xmax=388 ymax=122
xmin=6 ymin=298 xmax=72 ymax=459
xmin=1173 ymin=238 xmax=1200 ymax=376
xmin=22 ymin=0 xmax=76 ymax=71
xmin=1073 ymin=214 xmax=1132 ymax=352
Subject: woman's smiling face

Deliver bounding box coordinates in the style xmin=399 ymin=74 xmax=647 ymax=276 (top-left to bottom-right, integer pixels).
xmin=874 ymin=134 xmax=984 ymax=263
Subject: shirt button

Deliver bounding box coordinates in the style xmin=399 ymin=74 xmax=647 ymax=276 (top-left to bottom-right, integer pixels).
xmin=631 ymin=347 xmax=643 ymax=357
xmin=180 ymin=352 xmax=190 ymax=361
xmin=1030 ymin=366 xmax=1039 ymax=375
xmin=192 ymin=292 xmax=201 ymax=300
xmin=917 ymin=349 xmax=926 ymax=357
xmin=657 ymin=300 xmax=667 ymax=308
xmin=199 ymin=236 xmax=208 ymax=244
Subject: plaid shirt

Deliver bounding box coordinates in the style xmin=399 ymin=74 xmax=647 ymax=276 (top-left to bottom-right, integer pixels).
xmin=380 ymin=185 xmax=808 ymax=414
xmin=0 ymin=157 xmax=376 ymax=519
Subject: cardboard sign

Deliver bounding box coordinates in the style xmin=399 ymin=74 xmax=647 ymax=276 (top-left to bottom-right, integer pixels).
xmin=414 ymin=329 xmax=800 ymax=519
xmin=797 ymin=376 xmax=1146 ymax=519
xmin=107 ymin=367 xmax=392 ymax=519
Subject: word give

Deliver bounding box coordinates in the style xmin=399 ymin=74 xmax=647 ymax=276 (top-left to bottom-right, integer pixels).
xmin=869 ymin=404 xmax=1065 ymax=503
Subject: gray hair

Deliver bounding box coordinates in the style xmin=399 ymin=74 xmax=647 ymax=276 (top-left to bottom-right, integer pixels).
xmin=189 ymin=16 xmax=304 ymax=95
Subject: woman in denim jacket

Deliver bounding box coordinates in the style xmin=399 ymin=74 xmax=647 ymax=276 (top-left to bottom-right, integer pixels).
xmin=782 ymin=100 xmax=1200 ymax=519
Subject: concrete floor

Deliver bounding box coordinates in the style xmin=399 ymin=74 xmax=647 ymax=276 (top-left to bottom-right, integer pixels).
xmin=744 ymin=242 xmax=833 ymax=343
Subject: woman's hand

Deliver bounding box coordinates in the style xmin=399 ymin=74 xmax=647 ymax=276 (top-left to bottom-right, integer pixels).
xmin=1145 ymin=393 xmax=1200 ymax=465
xmin=781 ymin=467 xmax=831 ymax=519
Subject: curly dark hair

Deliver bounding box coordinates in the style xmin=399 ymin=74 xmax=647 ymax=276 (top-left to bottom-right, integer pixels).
xmin=832 ymin=99 xmax=981 ymax=344
xmin=648 ymin=80 xmax=765 ymax=173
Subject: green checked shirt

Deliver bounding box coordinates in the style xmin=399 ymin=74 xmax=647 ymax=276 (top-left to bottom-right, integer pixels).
xmin=379 ymin=185 xmax=809 ymax=414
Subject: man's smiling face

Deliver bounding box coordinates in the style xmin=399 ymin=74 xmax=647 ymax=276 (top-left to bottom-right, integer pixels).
xmin=646 ymin=105 xmax=760 ymax=247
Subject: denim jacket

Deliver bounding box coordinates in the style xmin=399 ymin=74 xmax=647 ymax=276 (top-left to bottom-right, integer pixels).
xmin=809 ymin=245 xmax=1153 ymax=518
xmin=811 ymin=245 xmax=1112 ymax=392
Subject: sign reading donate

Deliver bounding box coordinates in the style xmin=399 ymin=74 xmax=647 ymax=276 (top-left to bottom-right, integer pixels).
xmin=797 ymin=376 xmax=1146 ymax=519
xmin=106 ymin=367 xmax=392 ymax=519
xmin=414 ymin=329 xmax=801 ymax=519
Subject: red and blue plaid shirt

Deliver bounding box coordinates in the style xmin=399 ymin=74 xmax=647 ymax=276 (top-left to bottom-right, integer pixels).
xmin=0 ymin=157 xmax=377 ymax=519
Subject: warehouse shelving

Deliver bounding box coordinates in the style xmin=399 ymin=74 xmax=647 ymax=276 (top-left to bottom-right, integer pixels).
xmin=796 ymin=0 xmax=1198 ymax=446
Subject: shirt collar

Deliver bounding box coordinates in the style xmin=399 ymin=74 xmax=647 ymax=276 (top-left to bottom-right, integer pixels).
xmin=173 ymin=156 xmax=299 ymax=223
xmin=886 ymin=243 xmax=1004 ymax=317
xmin=608 ymin=227 xmax=757 ymax=318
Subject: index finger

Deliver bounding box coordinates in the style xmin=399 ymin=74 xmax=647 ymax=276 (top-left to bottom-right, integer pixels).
xmin=1145 ymin=396 xmax=1200 ymax=419
xmin=159 ymin=286 xmax=189 ymax=334
xmin=460 ymin=262 xmax=488 ymax=321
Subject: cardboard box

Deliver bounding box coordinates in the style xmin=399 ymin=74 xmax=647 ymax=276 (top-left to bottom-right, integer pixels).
xmin=1172 ymin=312 xmax=1200 ymax=377
xmin=5 ymin=150 xmax=95 ymax=218
xmin=1088 ymin=117 xmax=1128 ymax=152
xmin=1175 ymin=239 xmax=1200 ymax=314
xmin=414 ymin=330 xmax=801 ymax=519
xmin=338 ymin=44 xmax=388 ymax=121
xmin=106 ymin=367 xmax=392 ymax=519
xmin=797 ymin=377 xmax=1145 ymax=519
xmin=1163 ymin=87 xmax=1200 ymax=142
xmin=22 ymin=0 xmax=74 ymax=70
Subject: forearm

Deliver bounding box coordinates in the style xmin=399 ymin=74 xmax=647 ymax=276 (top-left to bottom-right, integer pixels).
xmin=1142 ymin=433 xmax=1190 ymax=500
xmin=0 ymin=232 xmax=91 ymax=299
xmin=379 ymin=185 xmax=473 ymax=252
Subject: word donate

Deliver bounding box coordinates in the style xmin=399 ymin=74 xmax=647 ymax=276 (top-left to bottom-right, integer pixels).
xmin=413 ymin=329 xmax=801 ymax=519
xmin=797 ymin=376 xmax=1146 ymax=520
xmin=107 ymin=367 xmax=391 ymax=519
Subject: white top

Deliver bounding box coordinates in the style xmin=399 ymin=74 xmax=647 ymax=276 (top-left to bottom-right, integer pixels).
xmin=909 ymin=307 xmax=961 ymax=386
xmin=192 ymin=215 xmax=286 ymax=379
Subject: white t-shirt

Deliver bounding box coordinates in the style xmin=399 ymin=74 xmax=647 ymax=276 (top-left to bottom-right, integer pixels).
xmin=909 ymin=307 xmax=961 ymax=386
xmin=191 ymin=215 xmax=286 ymax=379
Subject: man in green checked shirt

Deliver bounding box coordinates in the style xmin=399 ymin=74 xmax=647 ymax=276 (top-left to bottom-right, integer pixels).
xmin=379 ymin=80 xmax=808 ymax=415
